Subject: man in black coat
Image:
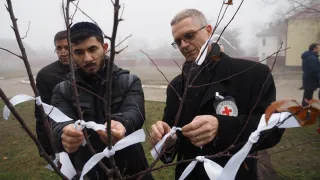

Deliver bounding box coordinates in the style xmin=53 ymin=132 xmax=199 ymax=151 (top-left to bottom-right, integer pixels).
xmin=150 ymin=9 xmax=284 ymax=180
xmin=301 ymin=43 xmax=320 ymax=106
xmin=50 ymin=22 xmax=153 ymax=180
xmin=35 ymin=30 xmax=70 ymax=157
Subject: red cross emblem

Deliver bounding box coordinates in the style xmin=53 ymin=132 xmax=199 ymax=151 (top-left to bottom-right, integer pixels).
xmin=222 ymin=106 xmax=232 ymax=116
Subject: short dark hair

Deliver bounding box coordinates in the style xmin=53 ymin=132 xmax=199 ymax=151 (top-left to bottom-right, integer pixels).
xmin=70 ymin=22 xmax=104 ymax=45
xmin=54 ymin=30 xmax=67 ymax=45
xmin=309 ymin=43 xmax=320 ymax=51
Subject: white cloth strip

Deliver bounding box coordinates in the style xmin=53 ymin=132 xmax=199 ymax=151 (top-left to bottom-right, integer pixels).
xmin=73 ymin=120 xmax=108 ymax=146
xmin=79 ymin=129 xmax=146 ymax=180
xmin=217 ymin=112 xmax=300 ymax=180
xmin=150 ymin=126 xmax=182 ymax=160
xmin=3 ymin=94 xmax=73 ymax=123
xmin=178 ymin=156 xmax=223 ymax=180
xmin=44 ymin=152 xmax=77 ymax=180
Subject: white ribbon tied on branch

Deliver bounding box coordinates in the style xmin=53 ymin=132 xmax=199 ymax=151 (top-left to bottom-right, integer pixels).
xmin=217 ymin=112 xmax=300 ymax=180
xmin=74 ymin=120 xmax=107 ymax=146
xmin=178 ymin=156 xmax=223 ymax=180
xmin=3 ymin=94 xmax=73 ymax=123
xmin=150 ymin=126 xmax=182 ymax=160
xmin=79 ymin=129 xmax=146 ymax=180
xmin=2 ymin=94 xmax=108 ymax=179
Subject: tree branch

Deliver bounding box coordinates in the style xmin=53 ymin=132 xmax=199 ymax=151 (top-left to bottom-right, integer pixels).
xmin=64 ymin=0 xmax=111 ymax=175
xmin=70 ymin=1 xmax=111 ymax=40
xmin=0 ymin=88 xmax=68 ymax=180
xmin=20 ymin=21 xmax=31 ymax=40
xmin=104 ymin=0 xmax=123 ymax=179
xmin=115 ymin=45 xmax=128 ymax=54
xmin=0 ymin=47 xmax=23 ymax=59
xmin=140 ymin=50 xmax=181 ymax=100
xmin=5 ymin=0 xmax=57 ymax=166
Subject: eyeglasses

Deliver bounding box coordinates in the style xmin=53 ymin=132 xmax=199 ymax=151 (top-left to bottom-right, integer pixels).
xmin=171 ymin=26 xmax=206 ymax=49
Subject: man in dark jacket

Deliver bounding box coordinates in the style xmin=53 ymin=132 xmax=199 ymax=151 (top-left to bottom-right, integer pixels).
xmin=35 ymin=30 xmax=70 ymax=157
xmin=150 ymin=9 xmax=284 ymax=180
xmin=301 ymin=43 xmax=320 ymax=106
xmin=50 ymin=22 xmax=153 ymax=180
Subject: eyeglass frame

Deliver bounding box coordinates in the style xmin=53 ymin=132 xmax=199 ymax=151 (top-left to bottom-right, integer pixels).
xmin=171 ymin=25 xmax=207 ymax=49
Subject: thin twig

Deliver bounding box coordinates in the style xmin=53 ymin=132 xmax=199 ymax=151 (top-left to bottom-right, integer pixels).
xmin=70 ymin=0 xmax=80 ymax=23
xmin=106 ymin=34 xmax=132 ymax=53
xmin=0 ymin=47 xmax=23 ymax=59
xmin=119 ymin=3 xmax=125 ymax=21
xmin=70 ymin=1 xmax=111 ymax=40
xmin=232 ymin=42 xmax=283 ymax=146
xmin=104 ymin=0 xmax=123 ymax=179
xmin=21 ymin=21 xmax=31 ymax=40
xmin=173 ymin=60 xmax=187 ymax=78
xmin=190 ymin=47 xmax=290 ymax=88
xmin=140 ymin=50 xmax=181 ymax=100
xmin=257 ymin=140 xmax=316 ymax=159
xmin=115 ymin=45 xmax=128 ymax=54
xmin=0 ymin=88 xmax=68 ymax=180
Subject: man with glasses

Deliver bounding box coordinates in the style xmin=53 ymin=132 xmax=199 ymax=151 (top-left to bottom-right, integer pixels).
xmin=150 ymin=9 xmax=284 ymax=179
xmin=34 ymin=30 xmax=70 ymax=158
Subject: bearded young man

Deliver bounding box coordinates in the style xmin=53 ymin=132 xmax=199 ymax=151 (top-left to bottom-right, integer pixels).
xmin=50 ymin=22 xmax=153 ymax=180
xmin=150 ymin=9 xmax=284 ymax=180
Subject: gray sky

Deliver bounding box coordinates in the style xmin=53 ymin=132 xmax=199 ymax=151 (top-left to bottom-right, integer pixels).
xmin=0 ymin=0 xmax=286 ymax=53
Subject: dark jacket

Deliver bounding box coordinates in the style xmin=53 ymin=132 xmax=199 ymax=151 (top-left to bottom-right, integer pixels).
xmin=161 ymin=49 xmax=284 ymax=180
xmin=302 ymin=50 xmax=320 ymax=90
xmin=50 ymin=57 xmax=153 ymax=180
xmin=35 ymin=60 xmax=70 ymax=156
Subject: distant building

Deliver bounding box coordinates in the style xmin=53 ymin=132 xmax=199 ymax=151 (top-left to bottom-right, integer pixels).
xmin=256 ymin=3 xmax=320 ymax=67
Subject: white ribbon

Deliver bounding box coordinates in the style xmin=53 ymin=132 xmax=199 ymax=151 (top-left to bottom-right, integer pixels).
xmin=3 ymin=94 xmax=73 ymax=123
xmin=79 ymin=129 xmax=146 ymax=180
xmin=74 ymin=120 xmax=108 ymax=146
xmin=44 ymin=152 xmax=77 ymax=180
xmin=218 ymin=112 xmax=300 ymax=180
xmin=179 ymin=156 xmax=223 ymax=180
xmin=196 ymin=34 xmax=236 ymax=66
xmin=150 ymin=126 xmax=182 ymax=160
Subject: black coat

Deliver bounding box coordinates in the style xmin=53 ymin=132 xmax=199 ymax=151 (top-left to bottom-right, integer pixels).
xmin=161 ymin=52 xmax=284 ymax=180
xmin=302 ymin=50 xmax=320 ymax=90
xmin=50 ymin=59 xmax=153 ymax=180
xmin=35 ymin=60 xmax=70 ymax=156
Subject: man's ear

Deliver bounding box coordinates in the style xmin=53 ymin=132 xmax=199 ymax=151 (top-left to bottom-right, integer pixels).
xmin=205 ymin=24 xmax=213 ymax=36
xmin=103 ymin=43 xmax=109 ymax=53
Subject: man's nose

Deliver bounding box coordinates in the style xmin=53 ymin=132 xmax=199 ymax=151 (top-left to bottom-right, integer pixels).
xmin=180 ymin=39 xmax=189 ymax=49
xmin=84 ymin=52 xmax=94 ymax=63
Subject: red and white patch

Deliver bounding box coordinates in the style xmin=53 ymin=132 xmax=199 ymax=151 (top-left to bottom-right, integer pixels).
xmin=216 ymin=100 xmax=238 ymax=117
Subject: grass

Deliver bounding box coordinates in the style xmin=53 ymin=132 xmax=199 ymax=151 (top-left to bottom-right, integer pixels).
xmin=0 ymin=101 xmax=319 ymax=180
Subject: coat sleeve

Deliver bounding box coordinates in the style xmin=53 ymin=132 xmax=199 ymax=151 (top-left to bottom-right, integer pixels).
xmin=34 ymin=71 xmax=54 ymax=156
xmin=212 ymin=64 xmax=284 ymax=153
xmin=50 ymin=81 xmax=76 ymax=152
xmin=111 ymin=74 xmax=145 ymax=136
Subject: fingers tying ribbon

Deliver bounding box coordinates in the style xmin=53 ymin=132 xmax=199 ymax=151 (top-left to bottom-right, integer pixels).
xmin=150 ymin=126 xmax=182 ymax=160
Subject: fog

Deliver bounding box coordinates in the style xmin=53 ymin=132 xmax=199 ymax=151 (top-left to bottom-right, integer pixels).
xmin=0 ymin=0 xmax=291 ymax=54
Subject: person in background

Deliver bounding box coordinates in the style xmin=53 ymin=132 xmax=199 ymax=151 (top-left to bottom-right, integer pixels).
xmin=301 ymin=43 xmax=320 ymax=107
xmin=35 ymin=30 xmax=70 ymax=158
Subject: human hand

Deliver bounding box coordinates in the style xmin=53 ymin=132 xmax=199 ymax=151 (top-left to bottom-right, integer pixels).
xmin=61 ymin=124 xmax=84 ymax=153
xmin=150 ymin=121 xmax=176 ymax=146
xmin=99 ymin=120 xmax=126 ymax=145
xmin=182 ymin=115 xmax=218 ymax=147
